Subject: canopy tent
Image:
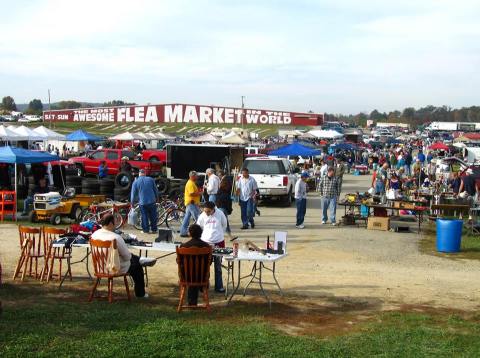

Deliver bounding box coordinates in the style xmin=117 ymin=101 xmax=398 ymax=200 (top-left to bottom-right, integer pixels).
xmin=151 ymin=132 xmax=175 ymax=140
xmin=66 ymin=129 xmax=103 ymax=142
xmin=298 ymin=131 xmax=316 ymax=139
xmin=134 ymin=132 xmax=150 ymax=140
xmin=11 ymin=125 xmax=45 ymax=141
xmin=219 ymin=131 xmax=247 ymax=144
xmin=0 ymin=125 xmax=27 ymax=141
xmin=429 ymin=142 xmax=450 ymax=151
xmin=453 ymin=136 xmax=471 ymax=143
xmin=268 ymin=142 xmax=321 ymax=157
xmin=32 ymin=126 xmax=66 ymax=140
xmin=188 ymin=133 xmax=218 ymax=143
xmin=0 ymin=146 xmax=59 ymax=221
xmin=141 ymin=133 xmax=157 ymax=140
xmin=109 ymin=131 xmax=145 ymax=141
xmin=308 ymin=129 xmax=343 ymax=139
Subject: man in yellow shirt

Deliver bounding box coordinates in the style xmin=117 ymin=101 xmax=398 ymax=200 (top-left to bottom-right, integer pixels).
xmin=180 ymin=171 xmax=203 ymax=237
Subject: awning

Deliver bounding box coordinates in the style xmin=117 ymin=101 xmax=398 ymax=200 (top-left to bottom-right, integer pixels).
xmin=269 ymin=142 xmax=321 ymax=156
xmin=66 ymin=129 xmax=103 ymax=141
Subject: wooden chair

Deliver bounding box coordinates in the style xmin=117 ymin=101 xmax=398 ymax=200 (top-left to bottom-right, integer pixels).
xmin=41 ymin=227 xmax=70 ymax=283
xmin=89 ymin=238 xmax=131 ymax=303
xmin=176 ymin=246 xmax=212 ymax=312
xmin=0 ymin=190 xmax=16 ymax=221
xmin=13 ymin=226 xmax=44 ymax=281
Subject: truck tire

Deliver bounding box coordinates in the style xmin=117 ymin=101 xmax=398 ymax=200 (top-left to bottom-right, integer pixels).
xmin=66 ymin=175 xmax=83 ymax=186
xmin=65 ymin=167 xmax=78 ymax=176
xmin=149 ymin=156 xmax=159 ymax=162
xmin=76 ymin=164 xmax=85 ymax=177
xmin=70 ymin=204 xmax=82 ymax=220
xmin=73 ymin=185 xmax=82 ymax=195
xmin=156 ymin=178 xmax=170 ymax=195
xmin=82 ymin=178 xmax=99 ymax=190
xmin=100 ymin=179 xmax=115 ymax=189
xmin=115 ymin=172 xmax=133 ymax=189
xmin=282 ymin=188 xmax=293 ymax=207
xmin=114 ymin=187 xmax=130 ymax=201
xmin=29 ymin=211 xmax=38 ymax=223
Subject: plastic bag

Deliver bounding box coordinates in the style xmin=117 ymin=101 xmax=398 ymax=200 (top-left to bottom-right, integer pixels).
xmin=127 ymin=207 xmax=137 ymax=226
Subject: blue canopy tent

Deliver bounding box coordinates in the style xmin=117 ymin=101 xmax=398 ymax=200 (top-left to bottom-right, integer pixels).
xmin=0 ymin=146 xmax=59 ymax=220
xmin=268 ymin=142 xmax=321 ymax=157
xmin=66 ymin=129 xmax=103 ymax=142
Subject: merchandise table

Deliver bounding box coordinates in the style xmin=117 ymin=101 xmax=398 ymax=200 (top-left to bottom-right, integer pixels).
xmin=364 ymin=204 xmax=428 ymax=232
xmin=225 ymin=252 xmax=288 ymax=308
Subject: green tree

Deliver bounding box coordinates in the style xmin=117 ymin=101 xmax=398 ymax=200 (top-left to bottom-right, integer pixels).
xmin=369 ymin=109 xmax=386 ymax=121
xmin=55 ymin=100 xmax=82 ymax=109
xmin=103 ymin=100 xmax=135 ymax=106
xmin=402 ymin=107 xmax=415 ymax=120
xmin=26 ymin=99 xmax=43 ymax=115
xmin=1 ymin=96 xmax=17 ymax=111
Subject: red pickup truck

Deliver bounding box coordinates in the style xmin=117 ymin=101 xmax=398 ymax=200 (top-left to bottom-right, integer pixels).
xmin=68 ymin=149 xmax=163 ymax=177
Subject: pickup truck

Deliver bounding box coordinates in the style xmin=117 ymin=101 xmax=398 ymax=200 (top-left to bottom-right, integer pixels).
xmin=241 ymin=157 xmax=297 ymax=206
xmin=68 ymin=149 xmax=163 ymax=177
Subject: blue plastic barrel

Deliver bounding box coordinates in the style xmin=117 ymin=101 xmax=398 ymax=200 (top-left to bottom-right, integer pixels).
xmin=436 ymin=219 xmax=463 ymax=253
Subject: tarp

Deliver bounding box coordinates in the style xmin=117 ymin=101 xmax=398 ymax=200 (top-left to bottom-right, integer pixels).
xmin=429 ymin=142 xmax=450 ymax=151
xmin=269 ymin=142 xmax=321 ymax=156
xmin=219 ymin=131 xmax=247 ymax=144
xmin=0 ymin=146 xmax=59 ymax=164
xmin=109 ymin=131 xmax=145 ymax=141
xmin=32 ymin=125 xmax=66 ymax=140
xmin=0 ymin=125 xmax=27 ymax=141
xmin=11 ymin=125 xmax=45 ymax=141
xmin=66 ymin=129 xmax=103 ymax=142
xmin=308 ymin=129 xmax=343 ymax=139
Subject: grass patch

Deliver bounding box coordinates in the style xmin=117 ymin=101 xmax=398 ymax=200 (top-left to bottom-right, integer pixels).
xmin=419 ymin=223 xmax=480 ymax=261
xmin=2 ymin=283 xmax=480 ymax=357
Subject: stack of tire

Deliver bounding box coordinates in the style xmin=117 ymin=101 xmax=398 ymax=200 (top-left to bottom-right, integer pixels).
xmin=114 ymin=171 xmax=133 ymax=201
xmin=100 ymin=178 xmax=115 ymax=199
xmin=82 ymin=178 xmax=101 ymax=195
xmin=65 ymin=174 xmax=83 ymax=195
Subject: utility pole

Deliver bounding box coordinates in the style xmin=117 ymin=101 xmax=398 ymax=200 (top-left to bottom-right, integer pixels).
xmin=48 ymin=89 xmax=51 ymax=128
xmin=241 ymin=95 xmax=245 ymax=131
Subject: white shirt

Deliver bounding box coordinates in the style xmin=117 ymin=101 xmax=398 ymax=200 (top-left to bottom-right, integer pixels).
xmin=196 ymin=209 xmax=227 ymax=245
xmin=206 ymin=174 xmax=220 ymax=195
xmin=295 ymin=179 xmax=307 ymax=199
xmin=236 ymin=176 xmax=258 ymax=202
xmin=91 ymin=228 xmax=132 ymax=273
xmin=320 ymin=164 xmax=328 ymax=177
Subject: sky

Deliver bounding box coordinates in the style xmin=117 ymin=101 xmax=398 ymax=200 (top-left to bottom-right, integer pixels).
xmin=1 ymin=0 xmax=479 ymax=114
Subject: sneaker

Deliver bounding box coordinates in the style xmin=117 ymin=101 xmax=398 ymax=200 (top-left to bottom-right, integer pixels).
xmin=215 ymin=288 xmax=226 ymax=293
xmin=250 ymin=222 xmax=255 ymax=229
xmin=149 ymin=231 xmax=158 ymax=235
xmin=180 ymin=234 xmax=189 ymax=238
xmin=139 ymin=257 xmax=157 ymax=267
xmin=241 ymin=225 xmax=248 ymax=230
xmin=142 ymin=231 xmax=149 ymax=234
xmin=321 ymin=221 xmax=326 ymax=225
xmin=296 ymin=224 xmax=305 ymax=229
xmin=138 ymin=293 xmax=149 ymax=299
xmin=331 ymin=222 xmax=337 ymax=226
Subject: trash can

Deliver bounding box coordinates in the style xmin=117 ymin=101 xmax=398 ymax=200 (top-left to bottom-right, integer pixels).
xmin=436 ymin=219 xmax=463 ymax=253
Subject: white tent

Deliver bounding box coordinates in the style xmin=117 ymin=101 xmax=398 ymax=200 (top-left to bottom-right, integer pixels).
xmin=32 ymin=125 xmax=66 ymax=140
xmin=188 ymin=133 xmax=218 ymax=143
xmin=0 ymin=125 xmax=27 ymax=141
xmin=219 ymin=131 xmax=247 ymax=144
xmin=308 ymin=129 xmax=344 ymax=139
xmin=11 ymin=125 xmax=45 ymax=141
xmin=151 ymin=132 xmax=175 ymax=140
xmin=109 ymin=131 xmax=146 ymax=141
xmin=134 ymin=132 xmax=150 ymax=140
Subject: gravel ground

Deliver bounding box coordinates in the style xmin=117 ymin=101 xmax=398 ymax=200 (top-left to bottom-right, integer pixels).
xmin=1 ymin=174 xmax=479 ymax=311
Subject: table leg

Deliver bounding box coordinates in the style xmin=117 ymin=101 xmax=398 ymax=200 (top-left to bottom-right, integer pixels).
xmin=227 ymin=261 xmax=241 ymax=304
xmin=271 ymin=262 xmax=283 ymax=295
xmin=257 ymin=262 xmax=271 ymax=308
xmin=243 ymin=262 xmax=258 ymax=296
xmin=224 ymin=260 xmax=234 ymax=300
xmin=59 ymin=255 xmax=72 ymax=289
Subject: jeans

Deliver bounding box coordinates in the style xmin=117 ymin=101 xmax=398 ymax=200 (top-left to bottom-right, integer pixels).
xmin=208 ymin=194 xmax=217 ymax=203
xmin=213 ymin=241 xmax=224 ymax=290
xmin=139 ymin=202 xmax=158 ymax=233
xmin=375 ymin=180 xmax=385 ymax=195
xmin=218 ymin=207 xmax=231 ymax=233
xmin=404 ymin=164 xmax=411 ymax=176
xmin=239 ymin=198 xmax=255 ymax=227
xmin=128 ymin=255 xmax=146 ymax=297
xmin=296 ymin=198 xmax=306 ymax=226
xmin=180 ymin=204 xmax=200 ymax=235
xmin=22 ymin=196 xmax=33 ymax=214
xmin=321 ymin=196 xmax=337 ymax=223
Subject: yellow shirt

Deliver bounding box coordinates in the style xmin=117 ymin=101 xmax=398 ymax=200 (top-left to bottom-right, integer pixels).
xmin=184 ymin=179 xmax=200 ymax=206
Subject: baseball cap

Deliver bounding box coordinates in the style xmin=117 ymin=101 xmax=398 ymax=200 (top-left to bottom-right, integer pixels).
xmin=301 ymin=172 xmax=309 ymax=178
xmin=121 ymin=156 xmax=129 ymax=160
xmin=139 ymin=169 xmax=146 ymax=174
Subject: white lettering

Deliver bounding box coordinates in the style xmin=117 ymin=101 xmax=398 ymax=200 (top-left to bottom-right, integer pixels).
xmin=199 ymin=106 xmax=212 ymax=123
xmin=126 ymin=108 xmax=135 ymax=122
xmin=134 ymin=107 xmax=144 ymax=122
xmin=259 ymin=115 xmax=269 ymax=124
xmin=284 ymin=116 xmax=292 ymax=124
xmin=245 ymin=113 xmax=259 ymax=124
xmin=145 ymin=106 xmax=157 ymax=122
xmin=212 ymin=108 xmax=224 ymax=123
xmin=183 ymin=105 xmax=198 ymax=123
xmin=164 ymin=105 xmax=183 ymax=123
xmin=117 ymin=108 xmax=126 ymax=122
xmin=234 ymin=109 xmax=243 ymax=124
xmin=224 ymin=108 xmax=234 ymax=124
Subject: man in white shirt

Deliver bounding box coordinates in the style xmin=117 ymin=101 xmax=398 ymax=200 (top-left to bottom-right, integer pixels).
xmin=196 ymin=201 xmax=227 ymax=293
xmin=91 ymin=214 xmax=150 ymax=298
xmin=236 ymin=167 xmax=258 ymax=230
xmin=205 ymin=168 xmax=220 ymax=203
xmin=295 ymin=172 xmax=308 ymax=229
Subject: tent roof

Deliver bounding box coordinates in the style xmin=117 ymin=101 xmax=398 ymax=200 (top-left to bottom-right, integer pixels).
xmin=11 ymin=125 xmax=45 ymax=141
xmin=269 ymin=142 xmax=321 ymax=156
xmin=429 ymin=142 xmax=450 ymax=151
xmin=308 ymin=129 xmax=343 ymax=139
xmin=0 ymin=125 xmax=27 ymax=141
xmin=188 ymin=133 xmax=218 ymax=143
xmin=0 ymin=146 xmax=59 ymax=164
xmin=32 ymin=125 xmax=66 ymax=140
xmin=219 ymin=132 xmax=247 ymax=144
xmin=66 ymin=129 xmax=103 ymax=142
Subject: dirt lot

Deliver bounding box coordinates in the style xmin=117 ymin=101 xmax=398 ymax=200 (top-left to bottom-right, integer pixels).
xmin=1 ymin=174 xmax=479 ymax=316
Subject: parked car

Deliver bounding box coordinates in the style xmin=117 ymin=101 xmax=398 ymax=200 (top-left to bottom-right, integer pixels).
xmin=241 ymin=156 xmax=297 ymax=206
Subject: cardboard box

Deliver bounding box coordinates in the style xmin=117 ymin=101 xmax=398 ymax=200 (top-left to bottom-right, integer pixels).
xmin=367 ymin=216 xmax=390 ymax=231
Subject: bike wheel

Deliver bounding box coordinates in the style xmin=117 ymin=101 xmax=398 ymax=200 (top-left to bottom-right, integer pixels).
xmin=164 ymin=208 xmax=185 ymax=234
xmin=81 ymin=211 xmax=97 ymax=223
xmin=133 ymin=206 xmax=143 ymax=230
xmin=113 ymin=211 xmax=124 ymax=229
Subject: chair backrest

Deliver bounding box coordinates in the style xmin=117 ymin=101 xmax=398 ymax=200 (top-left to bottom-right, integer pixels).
xmin=18 ymin=226 xmax=43 ymax=256
xmin=90 ymin=239 xmax=117 ymax=276
xmin=43 ymin=226 xmax=67 ymax=250
xmin=273 ymin=231 xmax=288 ymax=254
xmin=176 ymin=247 xmax=212 ymax=286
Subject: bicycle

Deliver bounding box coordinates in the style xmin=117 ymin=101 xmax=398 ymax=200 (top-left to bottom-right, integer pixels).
xmin=81 ymin=200 xmax=131 ymax=230
xmin=132 ymin=196 xmax=184 ymax=231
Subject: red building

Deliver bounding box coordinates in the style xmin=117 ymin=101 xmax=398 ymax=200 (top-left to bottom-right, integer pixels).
xmin=43 ymin=103 xmax=323 ymax=127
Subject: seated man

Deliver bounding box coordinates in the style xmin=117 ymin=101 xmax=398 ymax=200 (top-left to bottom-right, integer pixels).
xmin=21 ymin=178 xmax=49 ymax=216
xmin=196 ymin=201 xmax=228 ymax=293
xmin=179 ymin=224 xmax=212 ymax=306
xmin=91 ymin=214 xmax=152 ymax=298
